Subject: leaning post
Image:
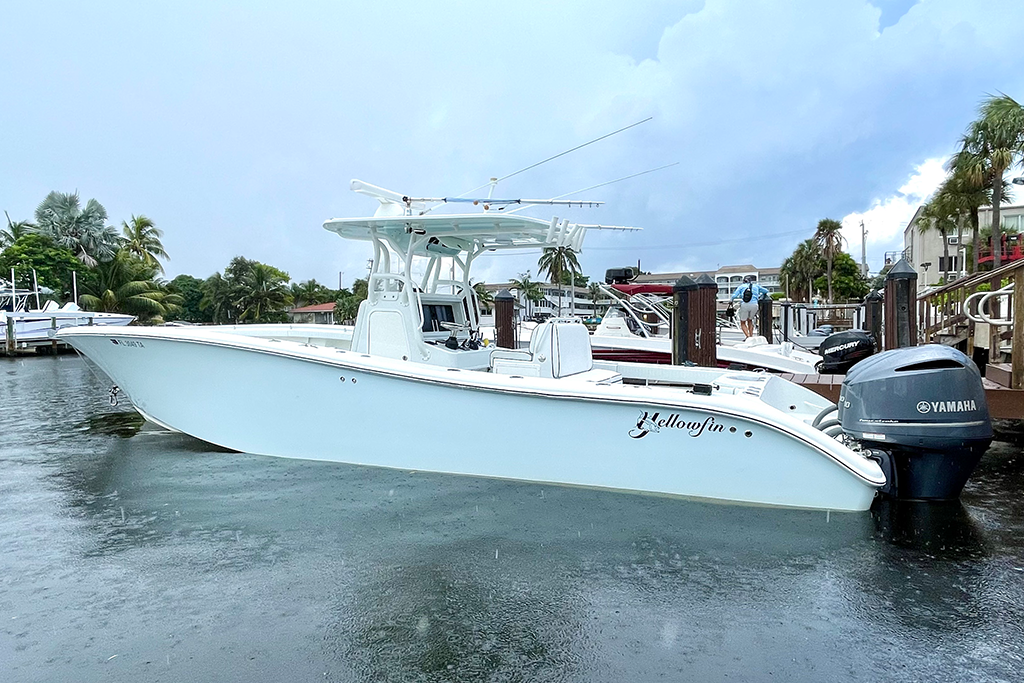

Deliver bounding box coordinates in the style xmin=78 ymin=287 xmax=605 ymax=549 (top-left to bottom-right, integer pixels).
xmin=884 ymin=258 xmax=918 ymax=349
xmin=671 ymin=275 xmax=697 ymax=365
xmin=493 ymin=289 xmax=516 ymax=349
xmin=863 ymin=289 xmax=883 ymax=351
xmin=757 ymin=294 xmax=773 ymax=343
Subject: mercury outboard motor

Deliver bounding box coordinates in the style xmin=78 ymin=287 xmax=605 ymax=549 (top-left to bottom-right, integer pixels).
xmin=818 ymin=329 xmax=876 ymax=373
xmin=838 ymin=345 xmax=992 ymax=500
xmin=604 ymin=268 xmax=635 ymax=285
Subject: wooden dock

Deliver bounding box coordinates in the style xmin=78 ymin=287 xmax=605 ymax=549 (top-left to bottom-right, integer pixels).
xmin=782 ymin=373 xmax=1024 ymax=420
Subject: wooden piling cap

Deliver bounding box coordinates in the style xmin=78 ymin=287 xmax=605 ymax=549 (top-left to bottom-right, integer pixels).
xmin=884 ymin=258 xmax=917 ymax=281
xmin=495 ymin=289 xmax=514 ymax=300
xmin=695 ymin=273 xmax=717 ymax=289
xmin=672 ymin=274 xmax=699 ymax=293
xmin=865 ymin=289 xmax=883 ymax=301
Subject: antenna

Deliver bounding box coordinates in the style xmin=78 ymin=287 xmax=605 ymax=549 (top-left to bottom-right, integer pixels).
xmin=503 ymin=162 xmax=679 ymax=215
xmin=421 ymin=117 xmax=654 ymax=213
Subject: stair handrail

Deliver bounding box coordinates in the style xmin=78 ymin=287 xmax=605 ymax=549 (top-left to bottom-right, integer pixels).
xmin=964 ymin=283 xmax=1015 ymax=325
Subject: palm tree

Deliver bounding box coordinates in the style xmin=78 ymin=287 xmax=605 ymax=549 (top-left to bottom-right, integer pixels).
xmin=780 ymin=238 xmax=823 ymax=303
xmin=588 ymin=281 xmax=603 ymax=318
xmin=236 ymin=262 xmax=292 ymax=323
xmin=954 ymin=94 xmax=1024 ymax=268
xmin=2 ymin=211 xmax=34 ymax=249
xmin=32 ymin=191 xmax=119 ymax=266
xmin=200 ymin=272 xmax=237 ymax=324
xmin=120 ymin=214 xmax=168 ymax=273
xmin=537 ymin=246 xmax=580 ymax=315
xmin=509 ymin=271 xmax=544 ymax=318
xmin=814 ymin=219 xmax=845 ymax=303
xmin=291 ymin=278 xmax=333 ymax=307
xmin=472 ymin=281 xmax=494 ymax=314
xmin=79 ymin=252 xmax=182 ymax=322
xmin=917 ymin=198 xmax=959 ymax=282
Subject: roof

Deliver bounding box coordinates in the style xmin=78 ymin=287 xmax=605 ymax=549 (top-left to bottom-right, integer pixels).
xmin=717 ymin=264 xmax=758 ymax=274
xmin=290 ymin=303 xmax=336 ymax=313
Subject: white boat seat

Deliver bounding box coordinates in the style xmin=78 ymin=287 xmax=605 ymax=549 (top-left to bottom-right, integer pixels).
xmin=490 ymin=320 xmax=618 ymax=381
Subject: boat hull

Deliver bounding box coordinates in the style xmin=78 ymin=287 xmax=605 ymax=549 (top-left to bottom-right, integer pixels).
xmin=61 ymin=328 xmax=879 ymax=511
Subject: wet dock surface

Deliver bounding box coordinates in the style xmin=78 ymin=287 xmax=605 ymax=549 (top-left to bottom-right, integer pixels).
xmin=2 ymin=356 xmax=1023 ymax=682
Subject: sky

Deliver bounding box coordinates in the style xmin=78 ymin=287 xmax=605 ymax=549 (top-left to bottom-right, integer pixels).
xmin=2 ymin=0 xmax=1023 ymax=288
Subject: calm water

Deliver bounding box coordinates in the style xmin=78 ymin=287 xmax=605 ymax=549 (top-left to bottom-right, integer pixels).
xmin=1 ymin=356 xmax=1023 ymax=682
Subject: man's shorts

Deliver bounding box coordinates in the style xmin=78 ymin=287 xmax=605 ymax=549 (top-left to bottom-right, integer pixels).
xmin=737 ymin=301 xmax=758 ymax=321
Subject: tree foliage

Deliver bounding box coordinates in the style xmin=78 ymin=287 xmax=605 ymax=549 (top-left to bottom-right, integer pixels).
xmin=32 ymin=191 xmax=119 ymax=266
xmin=334 ymin=278 xmax=368 ymax=322
xmin=79 ymin=252 xmax=182 ymax=323
xmin=509 ymin=271 xmax=545 ymax=317
xmin=121 ymin=214 xmax=168 ymax=273
xmin=953 ymin=94 xmax=1024 ymax=268
xmin=0 ymin=234 xmax=83 ymax=296
xmin=812 ymin=251 xmax=868 ymax=302
xmin=200 ymin=256 xmax=293 ymax=324
xmin=779 ymin=238 xmax=823 ymax=302
xmin=167 ymin=274 xmax=211 ymax=323
xmin=814 ymin=218 xmax=845 ymax=303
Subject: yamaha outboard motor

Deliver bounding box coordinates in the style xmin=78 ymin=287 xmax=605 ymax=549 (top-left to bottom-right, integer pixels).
xmin=838 ymin=345 xmax=992 ymax=500
xmin=604 ymin=268 xmax=635 ymax=285
xmin=818 ymin=329 xmax=876 ymax=373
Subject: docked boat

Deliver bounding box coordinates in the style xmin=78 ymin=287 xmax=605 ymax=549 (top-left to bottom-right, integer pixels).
xmin=58 ymin=180 xmax=991 ymax=511
xmin=590 ymin=283 xmax=825 ymax=373
xmin=1 ymin=285 xmax=135 ymax=346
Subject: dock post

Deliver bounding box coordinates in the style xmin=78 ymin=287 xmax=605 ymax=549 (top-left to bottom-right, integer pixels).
xmin=757 ymin=294 xmax=773 ymax=343
xmin=1013 ymin=270 xmax=1023 ymax=389
xmin=781 ymin=301 xmax=791 ymax=342
xmin=694 ymin=274 xmax=718 ymax=367
xmin=671 ymin=275 xmax=696 ymax=365
xmin=884 ymin=258 xmax=918 ymax=349
xmin=864 ymin=290 xmax=883 ymax=351
xmin=51 ymin=315 xmax=58 ymax=353
xmin=494 ymin=289 xmax=516 ymax=349
xmin=5 ymin=317 xmax=14 ymax=356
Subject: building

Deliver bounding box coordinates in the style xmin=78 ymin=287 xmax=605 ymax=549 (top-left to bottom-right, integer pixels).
xmin=287 ymin=302 xmax=336 ymax=324
xmin=902 ymin=202 xmax=1024 ymax=286
xmin=486 ymin=282 xmax=608 ymax=320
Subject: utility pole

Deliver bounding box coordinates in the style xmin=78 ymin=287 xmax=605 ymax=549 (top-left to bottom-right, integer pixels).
xmin=860 ymin=220 xmax=869 ymax=278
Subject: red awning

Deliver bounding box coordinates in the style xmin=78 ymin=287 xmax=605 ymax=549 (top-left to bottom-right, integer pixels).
xmin=611 ymin=283 xmax=674 ymax=295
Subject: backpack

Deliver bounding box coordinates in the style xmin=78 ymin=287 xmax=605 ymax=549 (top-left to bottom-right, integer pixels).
xmin=741 ymin=284 xmax=753 ymax=303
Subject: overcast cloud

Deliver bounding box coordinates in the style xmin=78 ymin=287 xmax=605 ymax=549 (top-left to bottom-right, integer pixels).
xmin=2 ymin=0 xmax=1022 ymax=287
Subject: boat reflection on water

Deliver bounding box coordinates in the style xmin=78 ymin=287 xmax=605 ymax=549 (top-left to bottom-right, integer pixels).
xmin=871 ymin=498 xmax=988 ymax=560
xmin=851 ymin=499 xmax=990 ymax=636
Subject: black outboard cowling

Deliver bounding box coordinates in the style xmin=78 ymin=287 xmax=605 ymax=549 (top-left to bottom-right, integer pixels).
xmin=838 ymin=345 xmax=992 ymax=500
xmin=604 ymin=268 xmax=635 ymax=285
xmin=818 ymin=329 xmax=876 ymax=373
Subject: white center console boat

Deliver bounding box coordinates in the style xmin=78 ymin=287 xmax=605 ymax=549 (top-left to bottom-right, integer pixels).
xmin=59 ymin=180 xmax=990 ymax=511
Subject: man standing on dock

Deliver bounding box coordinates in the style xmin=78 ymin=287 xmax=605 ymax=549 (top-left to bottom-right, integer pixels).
xmin=730 ymin=275 xmax=770 ymax=339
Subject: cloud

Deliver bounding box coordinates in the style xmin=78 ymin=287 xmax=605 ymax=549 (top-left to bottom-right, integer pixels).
xmin=840 ymin=157 xmax=946 ymax=268
xmin=2 ymin=1 xmax=1023 ymax=286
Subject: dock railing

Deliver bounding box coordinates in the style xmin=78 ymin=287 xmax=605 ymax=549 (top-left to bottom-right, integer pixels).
xmin=917 ymin=258 xmax=1024 ymax=389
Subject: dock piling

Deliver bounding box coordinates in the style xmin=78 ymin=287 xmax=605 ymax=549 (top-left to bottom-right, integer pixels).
xmin=884 ymin=258 xmax=918 ymax=349
xmin=494 ymin=289 xmax=516 ymax=349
